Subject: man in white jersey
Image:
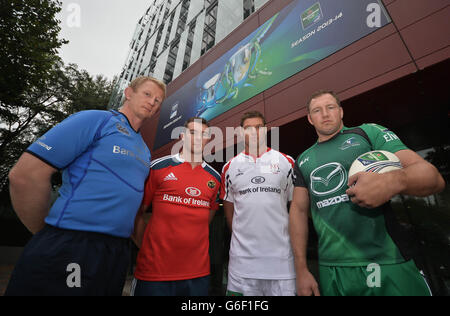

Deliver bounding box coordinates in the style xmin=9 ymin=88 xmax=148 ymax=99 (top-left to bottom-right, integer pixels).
xmin=220 ymin=111 xmax=296 ymax=296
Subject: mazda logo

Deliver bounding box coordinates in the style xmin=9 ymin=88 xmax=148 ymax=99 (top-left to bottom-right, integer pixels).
xmin=310 ymin=162 xmax=346 ymax=196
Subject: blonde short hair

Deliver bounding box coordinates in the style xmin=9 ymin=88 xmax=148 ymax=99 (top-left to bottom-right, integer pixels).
xmin=128 ymin=76 xmax=166 ymax=99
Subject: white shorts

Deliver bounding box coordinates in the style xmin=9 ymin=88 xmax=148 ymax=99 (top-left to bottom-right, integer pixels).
xmin=227 ymin=271 xmax=296 ymax=296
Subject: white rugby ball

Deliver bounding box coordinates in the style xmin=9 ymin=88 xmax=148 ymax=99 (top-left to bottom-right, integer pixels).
xmin=349 ymin=150 xmax=402 ymax=178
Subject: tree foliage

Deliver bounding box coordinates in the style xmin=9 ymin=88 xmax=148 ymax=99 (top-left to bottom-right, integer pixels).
xmin=0 ymin=0 xmax=116 ymax=194
xmin=0 ymin=0 xmax=68 ymax=108
xmin=0 ymin=62 xmax=115 ymax=193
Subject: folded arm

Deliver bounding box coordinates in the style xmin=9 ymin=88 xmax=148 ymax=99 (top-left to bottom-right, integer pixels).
xmin=8 ymin=152 xmax=57 ymax=234
xmin=347 ymin=149 xmax=445 ymax=208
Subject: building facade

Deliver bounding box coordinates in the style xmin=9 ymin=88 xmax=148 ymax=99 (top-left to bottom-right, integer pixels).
xmin=109 ymin=0 xmax=270 ymax=108
xmin=112 ymin=0 xmax=450 ymax=296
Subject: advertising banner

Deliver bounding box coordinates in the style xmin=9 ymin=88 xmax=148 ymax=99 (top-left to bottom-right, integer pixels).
xmin=154 ymin=0 xmax=391 ymax=150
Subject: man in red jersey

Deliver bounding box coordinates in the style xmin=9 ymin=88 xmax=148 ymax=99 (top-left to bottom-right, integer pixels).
xmin=131 ymin=117 xmax=221 ymax=296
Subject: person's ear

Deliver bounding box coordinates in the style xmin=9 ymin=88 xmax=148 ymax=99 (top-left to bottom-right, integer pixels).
xmin=124 ymin=87 xmax=133 ymax=101
xmin=307 ymin=114 xmax=314 ymax=126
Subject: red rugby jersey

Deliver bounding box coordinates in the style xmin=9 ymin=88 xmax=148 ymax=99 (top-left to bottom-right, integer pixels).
xmin=134 ymin=153 xmax=221 ymax=281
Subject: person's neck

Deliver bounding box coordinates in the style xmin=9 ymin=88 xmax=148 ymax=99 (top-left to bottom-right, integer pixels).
xmin=245 ymin=143 xmax=268 ymax=158
xmin=180 ymin=150 xmax=203 ymax=169
xmin=317 ymin=124 xmax=344 ymax=143
xmin=119 ymin=106 xmax=144 ymax=132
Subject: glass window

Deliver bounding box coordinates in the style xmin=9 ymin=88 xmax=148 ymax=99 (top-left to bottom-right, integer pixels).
xmin=163 ymin=12 xmax=176 ymax=51
xmin=243 ymin=0 xmax=255 ymax=19
xmin=163 ymin=40 xmax=180 ymax=83
xmin=176 ymin=0 xmax=191 ymax=39
xmin=183 ymin=20 xmax=197 ymax=71
xmin=201 ymin=0 xmax=218 ymax=56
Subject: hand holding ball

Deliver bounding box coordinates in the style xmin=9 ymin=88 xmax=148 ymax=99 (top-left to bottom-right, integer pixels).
xmin=347 ymin=151 xmax=403 ymax=208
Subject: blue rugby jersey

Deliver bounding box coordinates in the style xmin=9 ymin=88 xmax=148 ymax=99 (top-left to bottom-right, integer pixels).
xmin=27 ymin=110 xmax=151 ymax=237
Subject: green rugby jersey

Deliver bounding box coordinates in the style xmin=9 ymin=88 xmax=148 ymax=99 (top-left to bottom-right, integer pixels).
xmin=294 ymin=123 xmax=410 ymax=267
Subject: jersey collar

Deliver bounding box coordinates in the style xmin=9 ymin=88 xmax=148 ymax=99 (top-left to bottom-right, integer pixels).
xmin=316 ymin=127 xmax=346 ymax=145
xmin=111 ymin=110 xmax=140 ymax=134
xmin=173 ymin=153 xmax=206 ymax=168
xmin=242 ymin=147 xmax=272 ymax=160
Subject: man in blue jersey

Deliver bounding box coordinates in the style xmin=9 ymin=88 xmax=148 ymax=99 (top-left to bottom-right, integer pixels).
xmin=5 ymin=76 xmax=166 ymax=296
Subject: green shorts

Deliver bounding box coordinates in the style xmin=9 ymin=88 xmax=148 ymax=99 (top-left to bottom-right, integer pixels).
xmin=319 ymin=260 xmax=432 ymax=296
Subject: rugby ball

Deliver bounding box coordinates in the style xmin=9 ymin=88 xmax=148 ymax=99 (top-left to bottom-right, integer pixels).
xmin=349 ymin=150 xmax=402 ymax=178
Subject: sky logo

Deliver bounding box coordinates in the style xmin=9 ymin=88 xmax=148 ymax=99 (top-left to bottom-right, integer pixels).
xmin=301 ymin=2 xmax=323 ymax=30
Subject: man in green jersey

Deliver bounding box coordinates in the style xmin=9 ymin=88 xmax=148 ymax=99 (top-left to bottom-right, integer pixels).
xmin=289 ymin=90 xmax=445 ymax=296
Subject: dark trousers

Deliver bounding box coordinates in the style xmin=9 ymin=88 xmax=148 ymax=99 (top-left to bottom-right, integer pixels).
xmin=5 ymin=225 xmax=130 ymax=296
xmin=132 ymin=276 xmax=210 ymax=296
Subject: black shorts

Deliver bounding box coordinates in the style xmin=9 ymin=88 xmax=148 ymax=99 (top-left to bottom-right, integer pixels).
xmin=5 ymin=225 xmax=130 ymax=296
xmin=131 ymin=276 xmax=210 ymax=296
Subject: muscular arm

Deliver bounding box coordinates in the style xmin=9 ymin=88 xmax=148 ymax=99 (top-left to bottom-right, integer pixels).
xmin=347 ymin=149 xmax=445 ymax=208
xmin=223 ymin=201 xmax=234 ymax=232
xmin=289 ymin=187 xmax=320 ymax=296
xmin=394 ymin=149 xmax=445 ymax=196
xmin=8 ymin=152 xmax=57 ymax=234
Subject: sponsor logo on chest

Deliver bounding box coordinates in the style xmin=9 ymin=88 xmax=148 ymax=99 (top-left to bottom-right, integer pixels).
xmin=339 ymin=137 xmax=360 ymax=150
xmin=309 ymin=162 xmax=351 ymax=209
xmin=162 ymin=192 xmax=210 ymax=208
xmin=164 ymin=172 xmax=178 ymax=181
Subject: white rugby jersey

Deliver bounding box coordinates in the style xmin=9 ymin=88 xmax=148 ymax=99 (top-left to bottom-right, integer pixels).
xmin=220 ymin=148 xmax=296 ymax=279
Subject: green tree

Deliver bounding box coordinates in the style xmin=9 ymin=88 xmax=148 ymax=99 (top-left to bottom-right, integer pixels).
xmin=0 ymin=62 xmax=114 ymax=194
xmin=63 ymin=64 xmax=116 ymax=115
xmin=0 ymin=0 xmax=117 ymax=195
xmin=0 ymin=0 xmax=67 ymax=191
xmin=0 ymin=1 xmax=117 ymax=245
xmin=0 ymin=0 xmax=68 ymax=108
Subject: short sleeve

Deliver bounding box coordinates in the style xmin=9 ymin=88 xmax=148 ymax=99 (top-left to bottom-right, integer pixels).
xmin=287 ymin=169 xmax=294 ymax=201
xmin=142 ymin=169 xmax=158 ymax=207
xmin=26 ymin=111 xmax=111 ymax=170
xmin=220 ymin=161 xmax=234 ymax=203
xmin=202 ymin=164 xmax=221 ymax=211
xmin=210 ymin=186 xmax=221 ymax=211
xmin=293 ymin=159 xmax=307 ymax=188
xmin=360 ymin=123 xmax=409 ymax=153
xmin=283 ymin=154 xmax=295 ymax=202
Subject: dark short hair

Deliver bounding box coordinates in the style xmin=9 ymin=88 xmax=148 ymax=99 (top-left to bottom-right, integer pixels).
xmin=306 ymin=90 xmax=341 ymax=112
xmin=183 ymin=117 xmax=210 ymax=128
xmin=240 ymin=111 xmax=266 ymax=127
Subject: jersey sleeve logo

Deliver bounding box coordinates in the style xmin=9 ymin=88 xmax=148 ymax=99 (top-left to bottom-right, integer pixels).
xmin=207 ymin=180 xmax=216 ymax=189
xmin=299 ymin=156 xmax=309 ymax=167
xmin=115 ymin=123 xmax=130 ymax=136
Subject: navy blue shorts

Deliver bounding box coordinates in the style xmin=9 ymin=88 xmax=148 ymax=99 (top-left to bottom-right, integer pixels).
xmin=131 ymin=276 xmax=210 ymax=296
xmin=5 ymin=225 xmax=130 ymax=296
